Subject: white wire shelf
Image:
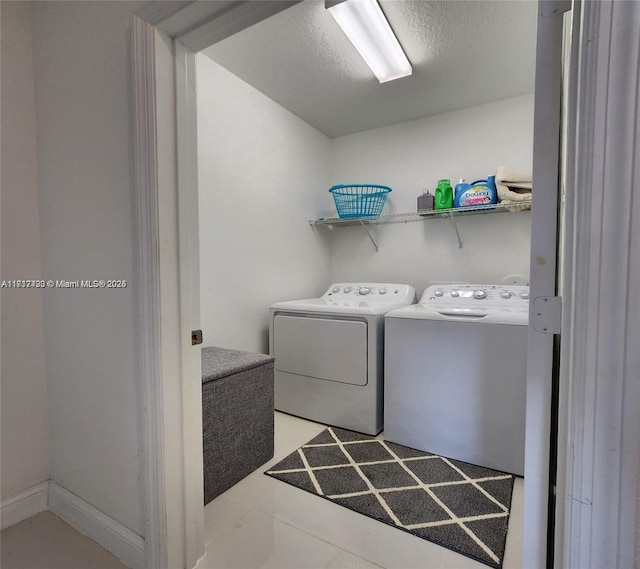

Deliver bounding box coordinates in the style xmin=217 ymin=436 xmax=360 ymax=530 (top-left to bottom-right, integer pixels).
xmin=310 ymin=200 xmax=532 ymax=228
xmin=309 ymin=199 xmax=532 ymax=250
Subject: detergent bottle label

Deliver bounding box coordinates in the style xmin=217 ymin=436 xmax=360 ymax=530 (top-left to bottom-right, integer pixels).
xmin=459 ymin=186 xmax=491 ymax=206
xmin=454 ymin=176 xmax=497 ymax=208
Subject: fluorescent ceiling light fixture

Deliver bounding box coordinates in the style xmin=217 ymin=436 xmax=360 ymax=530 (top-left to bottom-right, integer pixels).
xmin=326 ymin=0 xmax=412 ymax=83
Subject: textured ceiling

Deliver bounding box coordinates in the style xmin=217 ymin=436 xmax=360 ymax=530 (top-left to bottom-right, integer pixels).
xmin=202 ymin=0 xmax=538 ymax=138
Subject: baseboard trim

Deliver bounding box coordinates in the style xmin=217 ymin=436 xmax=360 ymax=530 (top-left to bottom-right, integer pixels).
xmin=1 ymin=482 xmax=50 ymax=530
xmin=48 ymin=482 xmax=145 ymax=569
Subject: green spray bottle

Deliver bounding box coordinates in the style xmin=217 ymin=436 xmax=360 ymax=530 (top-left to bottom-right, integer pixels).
xmin=434 ymin=179 xmax=453 ymax=210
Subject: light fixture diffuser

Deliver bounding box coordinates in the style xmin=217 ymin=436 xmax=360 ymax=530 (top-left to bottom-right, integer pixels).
xmin=327 ymin=0 xmax=412 ymax=83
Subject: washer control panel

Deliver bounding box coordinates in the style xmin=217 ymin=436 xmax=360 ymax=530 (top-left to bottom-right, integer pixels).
xmin=421 ymin=284 xmax=530 ymax=311
xmin=324 ymin=283 xmax=415 ymax=304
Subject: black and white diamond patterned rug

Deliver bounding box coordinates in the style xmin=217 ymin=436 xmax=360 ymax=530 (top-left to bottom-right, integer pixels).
xmin=265 ymin=427 xmax=515 ymax=568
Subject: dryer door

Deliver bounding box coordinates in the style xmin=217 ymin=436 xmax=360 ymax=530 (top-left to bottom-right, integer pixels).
xmin=273 ymin=315 xmax=368 ymax=386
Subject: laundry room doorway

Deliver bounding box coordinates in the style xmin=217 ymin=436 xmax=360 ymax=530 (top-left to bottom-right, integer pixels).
xmin=131 ymin=1 xmax=584 ymax=567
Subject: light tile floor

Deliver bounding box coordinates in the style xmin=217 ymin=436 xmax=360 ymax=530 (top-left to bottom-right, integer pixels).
xmin=1 ymin=413 xmax=523 ymax=569
xmin=199 ymin=412 xmax=524 ymax=569
xmin=0 ymin=510 xmax=128 ymax=569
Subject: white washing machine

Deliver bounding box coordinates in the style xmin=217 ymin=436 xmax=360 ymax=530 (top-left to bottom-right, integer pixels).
xmin=269 ymin=283 xmax=415 ymax=435
xmin=384 ymin=284 xmax=529 ymax=475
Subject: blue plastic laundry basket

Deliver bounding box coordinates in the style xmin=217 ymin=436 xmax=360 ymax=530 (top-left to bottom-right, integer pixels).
xmin=329 ymin=184 xmax=392 ymax=219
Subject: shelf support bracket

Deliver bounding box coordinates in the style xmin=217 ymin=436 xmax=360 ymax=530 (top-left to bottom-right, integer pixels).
xmin=447 ymin=212 xmax=463 ymax=249
xmin=358 ymin=220 xmax=379 ymax=251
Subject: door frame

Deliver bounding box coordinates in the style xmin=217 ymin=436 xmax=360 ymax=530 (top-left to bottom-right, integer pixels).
xmin=554 ymin=1 xmax=640 ymax=567
xmin=132 ymin=16 xmax=204 ymax=569
xmin=524 ymin=1 xmax=569 ymax=567
xmin=131 ymin=1 xmax=640 ymax=567
xmin=132 ymin=4 xmax=301 ymax=567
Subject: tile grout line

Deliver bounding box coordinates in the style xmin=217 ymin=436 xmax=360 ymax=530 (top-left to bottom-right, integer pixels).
xmin=259 ymin=509 xmax=388 ymax=569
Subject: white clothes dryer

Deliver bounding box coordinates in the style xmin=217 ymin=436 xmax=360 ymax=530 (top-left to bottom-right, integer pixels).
xmin=384 ymin=284 xmax=529 ymax=475
xmin=269 ymin=283 xmax=415 ymax=435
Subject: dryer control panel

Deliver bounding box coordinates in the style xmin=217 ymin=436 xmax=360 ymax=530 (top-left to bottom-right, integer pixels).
xmin=421 ymin=284 xmax=529 ymax=312
xmin=325 ymin=283 xmax=415 ymax=304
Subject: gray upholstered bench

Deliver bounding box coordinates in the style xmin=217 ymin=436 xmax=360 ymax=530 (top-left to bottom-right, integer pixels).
xmin=202 ymin=346 xmax=275 ymax=504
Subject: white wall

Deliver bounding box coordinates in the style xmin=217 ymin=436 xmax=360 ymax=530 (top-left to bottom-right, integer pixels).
xmin=328 ymin=95 xmax=534 ymax=293
xmin=197 ymin=74 xmax=533 ymax=347
xmin=197 ymin=55 xmax=331 ymax=354
xmin=30 ymin=0 xmax=145 ymax=536
xmin=1 ymin=1 xmax=49 ymax=500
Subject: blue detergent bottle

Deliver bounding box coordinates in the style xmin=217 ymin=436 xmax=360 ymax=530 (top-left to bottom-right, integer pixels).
xmin=454 ymin=176 xmax=498 ymax=208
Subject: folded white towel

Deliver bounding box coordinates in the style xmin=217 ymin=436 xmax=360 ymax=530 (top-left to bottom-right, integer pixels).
xmin=496 ymin=166 xmax=532 ymax=184
xmin=496 ymin=166 xmax=532 ymax=209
